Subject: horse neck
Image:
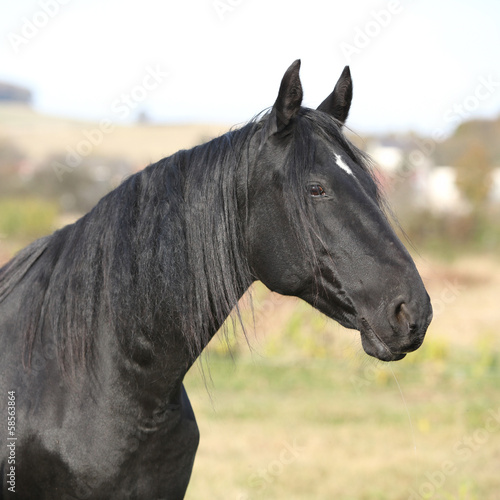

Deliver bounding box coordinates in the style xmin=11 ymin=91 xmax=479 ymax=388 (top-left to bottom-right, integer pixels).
xmin=98 ymin=130 xmax=256 ymax=385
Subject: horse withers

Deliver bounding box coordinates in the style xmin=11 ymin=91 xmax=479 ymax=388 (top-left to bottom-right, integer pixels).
xmin=0 ymin=60 xmax=432 ymax=499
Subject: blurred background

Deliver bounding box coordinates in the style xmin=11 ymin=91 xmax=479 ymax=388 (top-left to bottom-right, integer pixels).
xmin=1 ymin=0 xmax=500 ymax=498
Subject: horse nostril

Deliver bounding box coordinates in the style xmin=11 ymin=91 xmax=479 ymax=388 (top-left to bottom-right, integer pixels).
xmin=409 ymin=322 xmax=418 ymax=334
xmin=394 ymin=301 xmax=415 ymax=330
xmin=395 ymin=301 xmax=409 ymax=321
xmin=394 ymin=301 xmax=420 ymax=334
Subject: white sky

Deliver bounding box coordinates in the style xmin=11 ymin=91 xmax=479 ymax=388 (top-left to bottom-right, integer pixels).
xmin=1 ymin=0 xmax=500 ymax=136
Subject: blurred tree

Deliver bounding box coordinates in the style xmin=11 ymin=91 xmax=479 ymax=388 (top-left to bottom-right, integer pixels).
xmin=453 ymin=140 xmax=495 ymax=246
xmin=455 ymin=140 xmax=492 ymax=211
xmin=434 ymin=116 xmax=500 ymax=166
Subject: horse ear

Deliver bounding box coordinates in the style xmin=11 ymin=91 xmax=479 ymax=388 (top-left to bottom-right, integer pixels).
xmin=317 ymin=66 xmax=352 ymax=124
xmin=269 ymin=59 xmax=303 ymax=134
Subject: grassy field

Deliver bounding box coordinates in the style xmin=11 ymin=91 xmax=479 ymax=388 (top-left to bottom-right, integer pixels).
xmin=182 ymin=256 xmax=500 ymax=500
xmin=185 ymin=353 xmax=500 ymax=500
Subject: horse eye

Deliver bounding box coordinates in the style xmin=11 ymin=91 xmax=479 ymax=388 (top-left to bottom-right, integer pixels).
xmin=309 ymin=184 xmax=326 ymax=197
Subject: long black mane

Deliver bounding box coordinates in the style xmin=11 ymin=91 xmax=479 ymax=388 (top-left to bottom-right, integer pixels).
xmin=0 ymin=108 xmax=378 ymax=376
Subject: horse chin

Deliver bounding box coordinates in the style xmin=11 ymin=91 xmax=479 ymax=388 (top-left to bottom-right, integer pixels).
xmin=359 ymin=321 xmax=407 ymax=362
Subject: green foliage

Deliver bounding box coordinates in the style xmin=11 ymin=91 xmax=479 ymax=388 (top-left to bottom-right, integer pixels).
xmin=0 ymin=197 xmax=58 ymax=240
xmin=205 ymin=300 xmax=500 ymax=399
xmin=419 ymin=336 xmax=451 ymax=362
xmin=398 ymin=208 xmax=500 ymax=258
xmin=473 ymin=333 xmax=499 ymax=377
xmin=441 ymin=481 xmax=479 ymax=500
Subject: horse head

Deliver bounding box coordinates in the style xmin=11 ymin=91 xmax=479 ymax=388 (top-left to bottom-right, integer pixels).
xmin=246 ymin=60 xmax=432 ymax=361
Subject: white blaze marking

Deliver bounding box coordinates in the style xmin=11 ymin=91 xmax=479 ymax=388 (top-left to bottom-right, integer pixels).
xmin=335 ymin=154 xmax=353 ymax=176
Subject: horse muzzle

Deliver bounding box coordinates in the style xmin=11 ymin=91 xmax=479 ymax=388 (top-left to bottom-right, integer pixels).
xmin=359 ymin=294 xmax=433 ymax=362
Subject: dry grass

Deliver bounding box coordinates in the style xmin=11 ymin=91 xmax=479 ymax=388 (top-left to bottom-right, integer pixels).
xmin=419 ymin=254 xmax=500 ymax=348
xmin=184 ymin=355 xmax=500 ymax=499
xmin=0 ymin=103 xmax=229 ymax=170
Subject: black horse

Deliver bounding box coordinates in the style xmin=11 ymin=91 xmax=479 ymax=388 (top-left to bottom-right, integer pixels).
xmin=0 ymin=61 xmax=432 ymax=499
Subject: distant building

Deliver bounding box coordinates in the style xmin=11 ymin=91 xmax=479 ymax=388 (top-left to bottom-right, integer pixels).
xmin=0 ymin=82 xmax=32 ymax=105
xmin=424 ymin=166 xmax=468 ymax=214
xmin=368 ymin=143 xmax=403 ymax=174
